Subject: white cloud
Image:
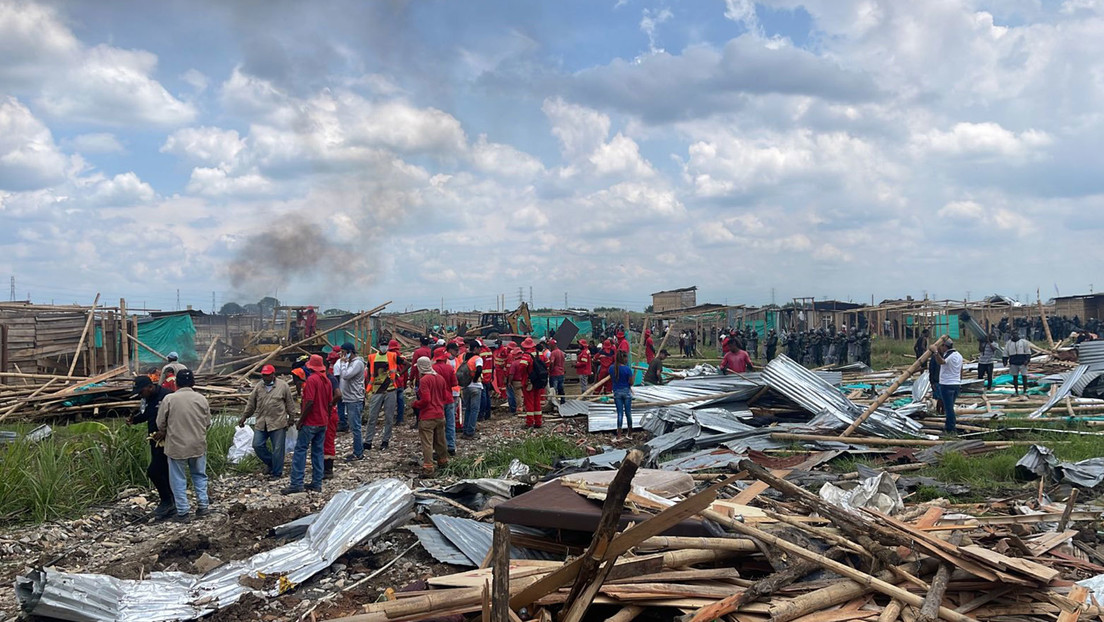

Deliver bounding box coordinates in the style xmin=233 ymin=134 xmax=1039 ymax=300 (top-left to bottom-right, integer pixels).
xmin=161 ymin=127 xmax=247 ymax=167
xmin=67 ymin=132 xmax=125 ymax=154
xmin=589 ymin=133 xmax=655 ymax=178
xmin=470 ymin=135 xmax=544 ymax=179
xmin=542 ymin=97 xmax=611 ymax=161
xmin=913 ymin=122 xmax=1052 ymax=159
xmin=723 ymin=0 xmax=762 ymax=35
xmin=0 ymin=96 xmax=69 ymax=191
xmin=640 ymin=8 xmax=672 ymax=54
xmin=181 ymin=69 xmax=209 ymax=93
xmin=37 ymin=45 xmax=197 ymax=126
xmin=83 ymin=172 xmax=156 ymax=206
xmin=0 ymin=0 xmax=79 ymax=88
xmin=185 ymin=167 xmax=273 ymax=196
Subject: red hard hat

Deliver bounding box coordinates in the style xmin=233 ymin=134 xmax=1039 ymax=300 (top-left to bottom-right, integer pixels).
xmin=434 ymin=347 xmax=448 ymax=361
xmin=521 ymin=337 xmax=536 ymax=350
xmin=388 ymin=339 xmax=400 ymax=350
xmin=261 ymin=364 xmax=276 ymax=375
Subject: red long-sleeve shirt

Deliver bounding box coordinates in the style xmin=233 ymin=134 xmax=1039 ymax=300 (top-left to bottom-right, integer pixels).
xmin=432 ymin=361 xmax=457 ymax=403
xmin=412 ymin=373 xmax=448 ymax=419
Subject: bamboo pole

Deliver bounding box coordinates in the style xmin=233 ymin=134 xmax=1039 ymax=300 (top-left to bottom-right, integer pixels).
xmin=126 ymin=333 xmax=170 ymax=361
xmin=771 ymin=432 xmax=1049 ymax=447
xmin=68 ymin=293 xmax=101 ymax=376
xmin=197 ymin=337 xmax=220 ymax=372
xmin=1038 ymin=289 xmax=1055 ymax=350
xmin=120 ymin=298 xmax=129 ymax=373
xmin=840 ymin=334 xmax=947 ymax=437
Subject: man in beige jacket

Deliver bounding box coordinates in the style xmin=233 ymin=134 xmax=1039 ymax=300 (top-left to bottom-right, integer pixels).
xmin=237 ymin=364 xmax=295 ymax=479
xmin=155 ymin=369 xmax=211 ymax=522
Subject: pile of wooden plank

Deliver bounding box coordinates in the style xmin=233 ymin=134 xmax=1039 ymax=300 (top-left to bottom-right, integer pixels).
xmin=328 ymin=452 xmax=1104 ymax=622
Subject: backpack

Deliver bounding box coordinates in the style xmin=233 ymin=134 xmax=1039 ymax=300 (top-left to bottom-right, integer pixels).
xmin=457 ymin=357 xmax=474 ymax=388
xmin=529 ymin=353 xmax=549 ymax=388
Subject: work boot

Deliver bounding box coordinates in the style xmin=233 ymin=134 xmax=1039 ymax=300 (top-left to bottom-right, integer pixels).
xmin=173 ymin=512 xmax=192 ymax=523
xmin=381 ymin=441 xmax=389 ymax=450
xmin=281 ymin=486 xmax=305 ymax=495
xmin=152 ymin=501 xmax=175 ymax=519
xmin=421 ymin=463 xmax=435 ymax=478
xmin=324 ymin=458 xmax=334 ymax=479
xmin=196 ymin=505 xmax=212 ymax=517
xmin=305 ymin=484 xmax=322 ymax=493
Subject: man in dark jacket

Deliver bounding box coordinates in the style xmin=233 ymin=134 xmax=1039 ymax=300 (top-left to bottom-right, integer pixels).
xmin=128 ymin=376 xmax=174 ymax=518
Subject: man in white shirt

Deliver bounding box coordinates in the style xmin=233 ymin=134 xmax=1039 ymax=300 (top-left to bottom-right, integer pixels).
xmin=1003 ymin=330 xmax=1033 ymax=396
xmin=932 ymin=338 xmax=963 ymax=435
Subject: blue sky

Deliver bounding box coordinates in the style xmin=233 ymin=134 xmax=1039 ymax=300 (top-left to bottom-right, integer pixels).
xmin=2 ymin=0 xmax=1103 ymax=314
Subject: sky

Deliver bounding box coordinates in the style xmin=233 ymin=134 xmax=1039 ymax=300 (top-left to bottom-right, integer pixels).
xmin=2 ymin=0 xmax=1103 ymax=314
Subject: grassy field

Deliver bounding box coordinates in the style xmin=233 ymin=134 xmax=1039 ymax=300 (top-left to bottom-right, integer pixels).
xmin=0 ymin=415 xmax=259 ymax=525
xmin=441 ymin=434 xmax=586 ymax=479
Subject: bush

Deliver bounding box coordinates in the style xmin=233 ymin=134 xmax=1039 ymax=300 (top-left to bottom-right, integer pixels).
xmin=0 ymin=420 xmax=259 ymax=525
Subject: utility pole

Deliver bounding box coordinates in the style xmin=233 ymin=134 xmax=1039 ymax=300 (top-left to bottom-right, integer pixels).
xmin=771 ymin=287 xmax=775 ymax=306
xmin=529 ymin=286 xmax=533 ymax=308
xmin=564 ymin=292 xmax=568 ymax=308
xmin=517 ymin=287 xmax=524 ymax=306
xmin=211 ymin=291 xmax=216 ymax=314
xmin=9 ymin=276 xmax=13 ymax=301
xmin=176 ymin=289 xmax=181 ymax=311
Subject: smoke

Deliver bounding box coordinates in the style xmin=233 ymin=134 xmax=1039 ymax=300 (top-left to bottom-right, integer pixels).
xmin=226 ymin=216 xmax=352 ymax=298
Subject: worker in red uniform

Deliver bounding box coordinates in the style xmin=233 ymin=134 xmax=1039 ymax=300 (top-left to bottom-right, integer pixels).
xmin=304 ymin=306 xmax=318 ymax=337
xmin=410 ymin=336 xmax=433 ymax=421
xmin=575 ymin=339 xmax=592 ymax=394
xmin=644 ymin=329 xmax=656 ymax=364
xmin=432 ymin=346 xmax=459 ymax=455
xmin=596 ymin=339 xmax=615 ymax=395
xmin=506 ymin=342 xmax=523 ymax=415
xmin=411 ymin=356 xmax=449 ymax=477
xmin=478 ymin=339 xmax=494 ymax=420
xmin=323 ymin=350 xmax=342 ymax=477
xmin=492 ymin=342 xmax=509 ymax=399
xmin=519 ymin=337 xmax=545 ymax=428
xmin=547 ymin=339 xmax=566 ymax=405
xmin=616 ymin=329 xmax=631 ymax=355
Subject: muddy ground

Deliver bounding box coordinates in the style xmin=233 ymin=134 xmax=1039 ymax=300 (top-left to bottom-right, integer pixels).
xmin=0 ymin=407 xmax=616 ymax=622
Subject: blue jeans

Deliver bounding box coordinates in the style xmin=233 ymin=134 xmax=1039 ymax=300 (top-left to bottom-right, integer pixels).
xmin=549 ymin=375 xmax=565 ymax=404
xmin=290 ymin=424 xmax=326 ymax=489
xmin=337 ymin=401 xmax=347 ymax=430
xmin=168 ymin=455 xmax=208 ymax=515
xmin=462 ymin=386 xmax=482 ymax=436
xmin=444 ymin=402 xmax=456 ymax=451
xmin=480 ymin=383 xmax=492 ymax=420
xmin=614 ymin=389 xmax=633 ymax=431
xmin=346 ymin=400 xmax=365 ymax=457
xmin=252 ymin=427 xmax=286 ymax=477
xmin=396 ymin=390 xmax=405 ymax=424
xmin=939 ymin=384 xmax=960 ymax=432
xmin=506 ymin=384 xmax=517 ymax=413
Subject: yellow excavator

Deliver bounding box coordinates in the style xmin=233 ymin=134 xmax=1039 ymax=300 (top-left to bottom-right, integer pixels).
xmin=477 ymin=303 xmax=532 ymax=338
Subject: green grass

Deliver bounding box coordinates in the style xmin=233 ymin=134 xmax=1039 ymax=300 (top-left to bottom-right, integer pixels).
xmin=441 ymin=434 xmax=586 ymax=479
xmin=0 ymin=416 xmax=260 ymax=525
xmin=829 ymin=425 xmax=1104 ymax=502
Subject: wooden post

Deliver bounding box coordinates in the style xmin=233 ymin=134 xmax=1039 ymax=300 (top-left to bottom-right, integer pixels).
xmin=491 ymin=522 xmax=511 ymax=622
xmin=120 ymin=299 xmax=129 ymax=373
xmin=839 ymin=335 xmax=948 ymax=437
xmin=1038 ymin=289 xmax=1055 ymax=349
xmin=126 ymin=333 xmax=170 ymax=361
xmin=68 ymin=293 xmax=101 ymax=377
xmin=197 ymin=337 xmax=220 ymax=373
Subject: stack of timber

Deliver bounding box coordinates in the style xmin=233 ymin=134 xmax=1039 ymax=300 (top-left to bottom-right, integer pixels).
xmin=327 ymin=453 xmax=1104 ymax=622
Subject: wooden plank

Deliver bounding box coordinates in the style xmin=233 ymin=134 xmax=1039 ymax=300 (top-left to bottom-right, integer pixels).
xmin=1057 ymin=585 xmax=1089 ymax=622
xmin=491 ymin=522 xmax=511 ymax=622
xmin=959 ymin=545 xmax=1060 ymax=584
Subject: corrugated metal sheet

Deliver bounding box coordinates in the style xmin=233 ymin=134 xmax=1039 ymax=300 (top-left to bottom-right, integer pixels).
xmin=1080 ymin=341 xmax=1104 ymax=370
xmin=1029 ymin=365 xmax=1090 ymax=418
xmin=762 ymin=355 xmax=926 ymax=438
xmin=407 ymin=525 xmax=471 ymax=566
xmin=659 ymin=447 xmax=744 ymax=472
xmin=429 ymin=515 xmax=559 ymax=566
xmin=16 ymin=479 xmax=414 ymax=622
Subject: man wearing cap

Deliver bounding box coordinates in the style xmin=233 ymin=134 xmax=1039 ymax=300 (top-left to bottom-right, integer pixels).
xmin=284 ymin=355 xmax=331 ymax=494
xmin=932 ymin=338 xmax=963 ymax=435
xmin=412 ymin=356 xmax=449 ymax=476
xmin=547 ymin=339 xmax=566 ymax=405
xmin=519 ymin=337 xmax=545 ymax=428
xmin=129 ymin=376 xmax=175 ymax=519
xmin=161 ymin=352 xmax=187 ymax=379
xmin=332 ymin=343 xmax=367 ymax=460
xmin=432 ymin=346 xmax=459 ymax=454
xmin=364 ymin=339 xmax=405 ymax=451
xmin=574 ymin=339 xmax=592 ymax=393
xmin=595 ymin=339 xmax=615 ymax=394
xmin=237 ymin=365 xmax=295 ymax=479
xmin=644 ymin=329 xmax=656 ymax=364
xmin=154 ymin=370 xmax=211 ymax=522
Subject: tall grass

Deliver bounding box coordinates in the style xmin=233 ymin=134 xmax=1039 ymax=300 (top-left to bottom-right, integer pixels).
xmin=0 ymin=419 xmax=259 ymax=525
xmin=442 ymin=434 xmax=585 ymax=479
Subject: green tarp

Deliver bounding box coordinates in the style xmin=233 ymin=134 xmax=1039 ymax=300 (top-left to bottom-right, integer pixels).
xmin=530 ymin=315 xmax=594 ymax=339
xmin=136 ymin=314 xmax=198 ymax=365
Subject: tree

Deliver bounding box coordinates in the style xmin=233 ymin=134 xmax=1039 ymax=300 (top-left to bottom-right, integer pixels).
xmin=243 ymin=303 xmax=261 ymax=315
xmin=324 ymin=308 xmax=351 ymax=316
xmin=218 ymin=302 xmax=245 ymax=316
xmin=257 ymin=297 xmax=280 ymax=317
xmin=645 ymin=305 xmax=654 ymax=313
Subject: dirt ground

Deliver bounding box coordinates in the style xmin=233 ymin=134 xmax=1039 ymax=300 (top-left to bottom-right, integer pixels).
xmin=0 ymin=406 xmax=612 ymax=622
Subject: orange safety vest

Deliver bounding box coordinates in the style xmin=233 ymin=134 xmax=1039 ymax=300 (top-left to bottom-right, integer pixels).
xmin=367 ymin=352 xmax=400 ymax=386
xmin=449 ymin=357 xmax=461 ymax=394
xmin=479 ymin=348 xmax=493 ymax=381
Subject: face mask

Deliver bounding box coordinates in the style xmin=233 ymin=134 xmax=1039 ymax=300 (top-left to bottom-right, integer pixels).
xmin=264 ymin=378 xmax=275 ymax=387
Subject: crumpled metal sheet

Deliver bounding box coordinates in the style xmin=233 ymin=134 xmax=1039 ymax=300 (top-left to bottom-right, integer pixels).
xmin=1016 ymin=444 xmax=1104 ymax=488
xmin=762 ymin=355 xmax=927 ymax=438
xmin=819 ymin=471 xmax=904 ymax=515
xmin=659 ymin=447 xmax=744 ymax=472
xmin=407 ymin=525 xmax=471 ymax=566
xmin=1080 ymin=341 xmax=1104 ymax=369
xmin=428 ymin=515 xmax=560 ymax=566
xmin=912 ymin=374 xmax=930 ymax=403
xmin=1029 ymin=365 xmax=1091 ymax=418
xmin=15 ymin=479 xmax=415 ymax=622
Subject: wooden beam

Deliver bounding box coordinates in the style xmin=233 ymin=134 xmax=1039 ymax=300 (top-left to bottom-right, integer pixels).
xmin=119 ymin=298 xmax=129 ymax=373
xmin=491 ymin=522 xmax=511 ymax=622
xmin=67 ymin=293 xmax=100 ymax=377
xmin=840 ymin=334 xmax=947 ymax=436
xmin=126 ymin=333 xmax=170 ymax=362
